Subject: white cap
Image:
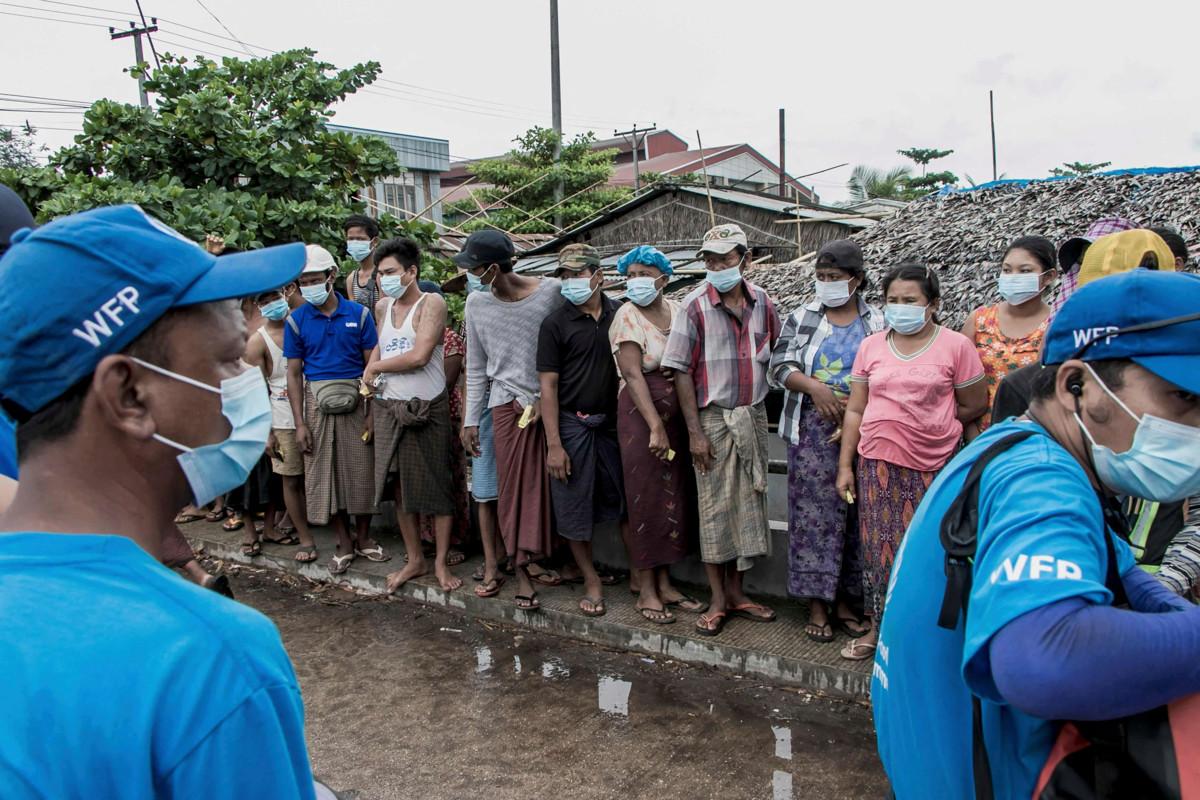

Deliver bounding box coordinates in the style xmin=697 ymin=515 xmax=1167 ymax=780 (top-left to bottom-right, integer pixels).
xmin=303 ymin=244 xmax=337 ymax=274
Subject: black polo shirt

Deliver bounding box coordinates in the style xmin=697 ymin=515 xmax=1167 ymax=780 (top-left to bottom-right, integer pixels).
xmin=536 ymin=295 xmax=620 ymax=415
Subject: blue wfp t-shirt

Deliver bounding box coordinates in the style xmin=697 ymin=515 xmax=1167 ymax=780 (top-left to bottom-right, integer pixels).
xmin=0 ymin=413 xmax=16 ymax=479
xmin=871 ymin=419 xmax=1135 ymax=800
xmin=283 ymin=296 xmax=378 ymax=381
xmin=0 ymin=532 xmax=316 ymax=800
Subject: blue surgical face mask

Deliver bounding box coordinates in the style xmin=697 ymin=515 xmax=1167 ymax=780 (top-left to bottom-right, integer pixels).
xmin=347 ymin=240 xmax=373 ymax=262
xmin=560 ymin=276 xmax=597 ymax=305
xmin=1076 ymin=364 xmax=1200 ymax=502
xmin=884 ymin=303 xmax=929 ymax=334
xmin=466 ymin=265 xmax=495 ymax=294
xmin=301 ymin=281 xmax=330 ymax=306
xmin=706 ymin=266 xmax=742 ymax=293
xmin=259 ymin=298 xmax=289 ymax=321
xmin=379 ymin=274 xmax=409 ymax=299
xmin=998 ymin=272 xmax=1045 ymax=305
xmin=625 ymin=276 xmax=661 ymax=307
xmin=133 ymin=359 xmax=272 ymax=506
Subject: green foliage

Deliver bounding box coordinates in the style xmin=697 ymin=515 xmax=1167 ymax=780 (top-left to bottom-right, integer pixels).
xmin=0 ymin=123 xmax=45 ymax=169
xmin=451 ymin=127 xmax=632 ymax=234
xmin=847 ymin=164 xmax=913 ymax=202
xmin=1049 ymin=161 xmax=1112 ymax=177
xmin=897 ymin=147 xmax=954 ymax=172
xmin=0 ymin=49 xmax=399 ymax=258
xmin=900 ymin=170 xmax=959 ymax=197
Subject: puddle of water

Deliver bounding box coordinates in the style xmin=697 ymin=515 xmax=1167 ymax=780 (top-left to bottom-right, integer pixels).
xmin=771 ymin=725 xmax=792 ymax=760
xmin=597 ymin=674 xmax=631 ymax=718
xmin=541 ymin=657 xmax=571 ymax=679
xmin=772 ymin=769 xmax=793 ymax=800
xmin=474 ymin=647 xmax=493 ymax=674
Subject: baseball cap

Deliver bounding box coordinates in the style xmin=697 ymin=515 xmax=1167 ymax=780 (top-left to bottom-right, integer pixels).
xmin=816 ymin=239 xmax=864 ymax=271
xmin=453 ymin=229 xmax=515 ymax=269
xmin=556 ymin=243 xmax=601 ymax=272
xmin=1076 ymin=229 xmax=1175 ymax=287
xmin=1042 ymin=270 xmax=1200 ymax=395
xmin=0 ymin=184 xmax=35 ymax=256
xmin=697 ymin=223 xmax=748 ymax=256
xmin=302 ymin=243 xmax=337 ymax=274
xmin=1057 ymin=217 xmax=1135 ymax=271
xmin=0 ymin=204 xmax=305 ymax=416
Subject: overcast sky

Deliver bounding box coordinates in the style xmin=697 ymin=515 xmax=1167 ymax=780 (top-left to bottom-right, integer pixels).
xmin=3 ymin=0 xmax=1196 ymax=203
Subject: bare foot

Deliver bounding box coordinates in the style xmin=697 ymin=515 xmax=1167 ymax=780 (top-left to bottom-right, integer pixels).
xmin=435 ymin=565 xmax=463 ymax=592
xmin=385 ymin=558 xmax=428 ymax=594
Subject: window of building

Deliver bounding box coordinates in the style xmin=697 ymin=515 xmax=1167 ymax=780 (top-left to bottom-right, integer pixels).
xmin=380 ymin=173 xmax=417 ymax=215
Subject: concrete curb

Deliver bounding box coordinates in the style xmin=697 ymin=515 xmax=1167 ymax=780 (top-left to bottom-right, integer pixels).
xmin=193 ymin=533 xmax=871 ymax=701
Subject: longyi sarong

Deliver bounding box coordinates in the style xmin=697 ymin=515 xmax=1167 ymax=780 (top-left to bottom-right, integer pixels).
xmin=373 ymin=392 xmax=456 ymax=516
xmin=303 ymin=385 xmax=377 ymax=526
xmin=694 ymin=402 xmax=771 ymax=570
xmin=618 ymin=373 xmax=693 ymax=569
xmin=492 ymin=400 xmax=553 ymax=566
xmin=548 ymin=411 xmax=625 ymax=542
xmin=857 ymin=456 xmax=935 ymax=621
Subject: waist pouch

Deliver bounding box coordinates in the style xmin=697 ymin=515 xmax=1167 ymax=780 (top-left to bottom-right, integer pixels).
xmin=311 ymin=379 xmax=361 ymax=415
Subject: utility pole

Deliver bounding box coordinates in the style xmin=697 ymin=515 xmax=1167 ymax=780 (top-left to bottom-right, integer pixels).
xmin=614 ymin=123 xmax=657 ymax=191
xmin=110 ymin=20 xmax=158 ymax=108
xmin=549 ymin=0 xmax=564 ymax=228
xmin=989 ymin=90 xmax=998 ymax=182
xmin=778 ymin=108 xmax=786 ymax=197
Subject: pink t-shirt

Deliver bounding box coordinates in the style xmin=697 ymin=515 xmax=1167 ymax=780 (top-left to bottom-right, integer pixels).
xmin=850 ymin=326 xmax=985 ymax=472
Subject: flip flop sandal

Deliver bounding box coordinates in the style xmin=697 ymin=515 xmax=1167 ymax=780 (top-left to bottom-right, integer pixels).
xmin=446 ymin=549 xmax=466 ymax=567
xmin=695 ymin=611 xmax=728 ymax=637
xmin=730 ymin=602 xmax=777 ymax=623
xmin=666 ymin=595 xmax=708 ymax=613
xmin=638 ymin=607 xmax=676 ymax=625
xmin=475 ymin=577 xmax=505 ymax=598
xmin=222 ymin=515 xmax=245 ymax=532
xmin=805 ymin=622 xmax=836 ymax=643
xmin=472 ymin=565 xmax=486 ymax=582
xmin=262 ymin=533 xmax=299 ymax=546
xmin=514 ymin=592 xmax=540 ymax=611
xmin=840 ymin=639 xmax=877 ymax=661
xmin=203 ymin=574 xmax=235 ymax=599
xmin=205 ymin=508 xmax=230 ymax=523
xmin=294 ymin=545 xmax=318 ymax=563
xmin=174 ymin=513 xmax=205 ymax=525
xmin=531 ymin=569 xmax=564 ymax=587
xmin=354 ymin=545 xmax=391 ymax=562
xmin=241 ymin=540 xmax=262 ymax=557
xmin=598 ymin=571 xmax=622 ymax=587
xmin=579 ymin=597 xmax=606 ymax=617
xmin=836 ymin=616 xmax=871 ymax=638
xmin=329 ymin=553 xmax=355 ymax=575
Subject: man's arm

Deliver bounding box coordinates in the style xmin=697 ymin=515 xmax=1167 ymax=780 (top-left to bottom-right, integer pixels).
xmin=243 ymin=333 xmax=270 ymax=383
xmin=366 ymin=295 xmax=447 ymax=376
xmin=287 ymin=358 xmax=310 ymax=453
xmin=540 ymin=371 xmax=568 ymax=481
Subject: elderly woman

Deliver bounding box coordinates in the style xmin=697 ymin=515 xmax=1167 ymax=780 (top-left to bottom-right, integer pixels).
xmin=609 ymin=246 xmax=706 ymax=624
xmin=768 ymin=240 xmax=883 ymax=643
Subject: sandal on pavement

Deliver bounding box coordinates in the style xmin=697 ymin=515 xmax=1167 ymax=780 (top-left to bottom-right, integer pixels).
xmin=241 ymin=540 xmax=261 ymax=557
xmin=514 ymin=592 xmax=540 ymax=611
xmin=639 ymin=606 xmax=676 ymax=625
xmin=472 ymin=565 xmax=486 ymax=582
xmin=840 ymin=639 xmax=877 ymax=661
xmin=174 ymin=512 xmax=205 ymax=525
xmin=730 ymin=602 xmax=777 ymax=623
xmin=262 ymin=532 xmax=299 ymax=546
xmin=354 ymin=544 xmax=391 ymax=563
xmin=579 ymin=596 xmax=606 ymax=617
xmin=836 ymin=615 xmax=871 ymax=638
xmin=531 ymin=569 xmax=563 ymax=587
xmin=222 ymin=513 xmax=245 ymax=532
xmin=202 ymin=574 xmax=235 ymax=599
xmin=329 ymin=552 xmax=355 ymax=575
xmin=294 ymin=545 xmax=318 ymax=563
xmin=205 ymin=508 xmax=230 ymax=523
xmin=475 ymin=577 xmax=504 ymax=598
xmin=695 ymin=610 xmax=728 ymax=637
xmin=666 ymin=595 xmax=708 ymax=613
xmin=447 ymin=549 xmax=466 ymax=567
xmin=805 ymin=622 xmax=836 ymax=643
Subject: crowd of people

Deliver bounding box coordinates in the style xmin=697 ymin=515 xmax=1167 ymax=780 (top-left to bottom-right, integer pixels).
xmin=3 ymin=188 xmax=1200 ymax=798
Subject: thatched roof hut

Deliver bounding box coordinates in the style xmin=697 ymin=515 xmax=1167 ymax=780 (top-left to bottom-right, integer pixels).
xmin=731 ymin=167 xmax=1200 ymax=326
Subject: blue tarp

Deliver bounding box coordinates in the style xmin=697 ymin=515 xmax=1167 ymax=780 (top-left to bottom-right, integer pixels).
xmin=936 ymin=165 xmax=1200 ymax=196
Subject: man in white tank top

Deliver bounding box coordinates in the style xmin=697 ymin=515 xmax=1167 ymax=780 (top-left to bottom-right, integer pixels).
xmin=244 ymin=280 xmax=317 ymax=563
xmin=363 ymin=238 xmax=463 ymax=593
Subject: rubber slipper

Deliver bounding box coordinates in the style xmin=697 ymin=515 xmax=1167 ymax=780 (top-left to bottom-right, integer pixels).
xmin=805 ymin=622 xmax=836 ymax=643
xmin=202 ymin=574 xmax=235 ymax=599
xmin=472 ymin=565 xmax=486 ymax=582
xmin=515 ymin=592 xmax=540 ymax=611
xmin=222 ymin=515 xmax=244 ymax=532
xmin=579 ymin=597 xmax=606 ymax=617
xmin=446 ymin=549 xmax=466 ymax=567
xmin=840 ymin=639 xmax=877 ymax=661
xmin=329 ymin=552 xmax=355 ymax=575
xmin=294 ymin=545 xmax=318 ymax=563
xmin=205 ymin=508 xmax=230 ymax=523
xmin=695 ymin=610 xmax=728 ymax=637
xmin=262 ymin=533 xmax=299 ymax=546
xmin=174 ymin=513 xmax=205 ymax=525
xmin=475 ymin=577 xmax=505 ymax=598
xmin=241 ymin=541 xmax=261 ymax=557
xmin=836 ymin=616 xmax=871 ymax=638
xmin=354 ymin=544 xmax=391 ymax=563
xmin=531 ymin=569 xmax=563 ymax=587
xmin=666 ymin=595 xmax=708 ymax=613
xmin=638 ymin=607 xmax=676 ymax=625
xmin=730 ymin=602 xmax=777 ymax=622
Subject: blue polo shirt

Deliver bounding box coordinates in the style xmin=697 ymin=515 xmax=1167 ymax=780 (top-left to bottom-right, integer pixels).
xmin=0 ymin=413 xmax=15 ymax=479
xmin=283 ymin=296 xmax=378 ymax=381
xmin=0 ymin=532 xmax=316 ymax=799
xmin=871 ymin=418 xmax=1135 ymax=800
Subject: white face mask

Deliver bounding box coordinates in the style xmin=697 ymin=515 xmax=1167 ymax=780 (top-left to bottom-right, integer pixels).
xmin=815 ymin=278 xmax=853 ymax=308
xmin=998 ymin=272 xmax=1045 ymax=305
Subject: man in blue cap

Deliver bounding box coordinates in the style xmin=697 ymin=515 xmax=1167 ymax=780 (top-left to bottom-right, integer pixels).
xmin=0 ymin=205 xmax=317 ymax=798
xmin=871 ymin=269 xmax=1200 ymax=799
xmin=0 ymin=183 xmax=35 ymax=511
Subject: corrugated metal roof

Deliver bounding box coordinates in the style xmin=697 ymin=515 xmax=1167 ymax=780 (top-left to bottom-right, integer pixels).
xmin=327 ymin=124 xmax=450 ymax=173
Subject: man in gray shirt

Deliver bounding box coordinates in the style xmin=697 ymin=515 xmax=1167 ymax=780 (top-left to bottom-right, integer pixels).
xmin=459 ymin=231 xmax=562 ymax=611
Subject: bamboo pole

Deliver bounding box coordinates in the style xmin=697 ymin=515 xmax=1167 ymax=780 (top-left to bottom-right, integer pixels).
xmin=695 ymin=130 xmax=716 ymax=227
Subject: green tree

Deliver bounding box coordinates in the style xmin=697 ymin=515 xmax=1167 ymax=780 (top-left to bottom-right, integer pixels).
xmin=897 ymin=147 xmax=954 ymax=175
xmin=847 ymin=164 xmax=913 ymax=202
xmin=1049 ymin=161 xmax=1112 ymax=177
xmin=896 ymin=147 xmax=957 ymax=197
xmin=450 ymin=127 xmax=631 ymax=234
xmin=0 ymin=49 xmax=400 ymax=258
xmin=0 ymin=123 xmax=45 ymax=169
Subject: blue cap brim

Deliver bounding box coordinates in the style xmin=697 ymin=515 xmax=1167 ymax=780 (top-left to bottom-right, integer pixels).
xmin=1132 ymin=354 xmax=1200 ymax=396
xmin=175 ymin=242 xmax=306 ymax=307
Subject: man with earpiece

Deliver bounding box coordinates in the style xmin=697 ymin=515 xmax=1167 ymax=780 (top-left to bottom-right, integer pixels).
xmin=870 ymin=269 xmax=1200 ymax=799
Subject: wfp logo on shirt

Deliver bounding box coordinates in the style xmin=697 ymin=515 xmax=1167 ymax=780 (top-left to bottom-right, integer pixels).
xmin=990 ymin=553 xmax=1083 ymax=584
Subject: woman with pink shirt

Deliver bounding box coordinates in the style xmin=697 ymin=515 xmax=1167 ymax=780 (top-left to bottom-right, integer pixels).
xmin=835 ymin=264 xmax=988 ymax=661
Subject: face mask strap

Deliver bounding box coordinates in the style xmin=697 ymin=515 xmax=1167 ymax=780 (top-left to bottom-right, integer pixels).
xmin=130 ymin=357 xmax=221 ymax=395
xmin=151 ymin=431 xmax=193 ymax=454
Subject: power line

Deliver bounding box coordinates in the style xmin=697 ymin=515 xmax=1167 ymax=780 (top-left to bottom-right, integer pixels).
xmin=0 ymin=107 xmax=87 ymax=114
xmin=190 ymin=0 xmax=254 ymax=57
xmin=133 ymin=0 xmax=159 ymax=67
xmin=0 ymin=8 xmax=110 ymax=25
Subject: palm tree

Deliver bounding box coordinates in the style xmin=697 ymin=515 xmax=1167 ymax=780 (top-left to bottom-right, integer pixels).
xmin=847 ymin=165 xmax=913 ymax=202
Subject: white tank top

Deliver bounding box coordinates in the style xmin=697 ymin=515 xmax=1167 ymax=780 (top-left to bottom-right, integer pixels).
xmin=258 ymin=328 xmax=294 ymax=429
xmin=378 ymin=294 xmax=445 ymax=402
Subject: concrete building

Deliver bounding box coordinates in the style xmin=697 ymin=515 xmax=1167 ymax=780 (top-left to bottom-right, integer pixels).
xmin=328 ymin=124 xmax=450 ymax=223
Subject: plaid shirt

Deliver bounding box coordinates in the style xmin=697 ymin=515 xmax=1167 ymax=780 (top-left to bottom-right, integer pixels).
xmin=662 ymin=280 xmax=781 ymax=409
xmin=768 ymin=296 xmax=884 ymax=445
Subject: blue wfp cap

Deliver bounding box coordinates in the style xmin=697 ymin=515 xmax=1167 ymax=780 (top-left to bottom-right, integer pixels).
xmin=0 ymin=204 xmax=306 ymax=416
xmin=1042 ymin=269 xmax=1200 ymax=395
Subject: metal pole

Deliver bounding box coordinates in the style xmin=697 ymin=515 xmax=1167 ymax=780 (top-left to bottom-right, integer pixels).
xmin=549 ymin=0 xmax=563 ymax=228
xmin=631 ymin=124 xmax=641 ymax=191
xmin=778 ymin=108 xmax=786 ymax=197
xmin=990 ymin=90 xmax=998 ymax=182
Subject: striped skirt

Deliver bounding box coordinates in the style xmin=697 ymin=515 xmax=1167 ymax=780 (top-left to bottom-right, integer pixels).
xmin=857 ymin=457 xmax=936 ymax=620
